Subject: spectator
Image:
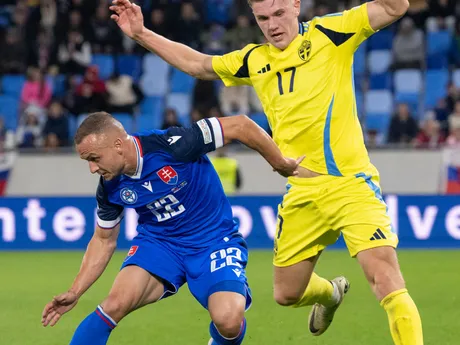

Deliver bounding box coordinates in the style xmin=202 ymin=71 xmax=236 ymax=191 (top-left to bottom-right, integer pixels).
xmin=193 ymin=79 xmax=219 ymax=116
xmin=0 ymin=117 xmax=16 ymax=152
xmin=74 ymin=66 xmax=107 ymax=114
xmin=388 ymin=104 xmax=419 ymax=144
xmin=161 ymin=108 xmax=182 ymax=130
xmin=57 ymin=30 xmax=91 ymax=75
xmin=446 ymin=119 xmax=460 ymax=147
xmin=16 ymin=108 xmax=43 ymax=148
xmin=414 ymin=118 xmax=446 ymax=148
xmin=448 ymin=100 xmax=460 ymax=132
xmin=201 ymin=24 xmax=226 ymax=55
xmin=145 ymin=8 xmax=168 ymax=38
xmin=191 ymin=108 xmax=204 ymax=123
xmin=62 ymin=75 xmax=82 ymax=115
xmin=173 ymin=2 xmax=201 ymax=50
xmin=89 ymin=5 xmax=122 ymax=54
xmin=224 ymin=15 xmax=262 ymax=51
xmin=0 ymin=27 xmax=28 ymax=74
xmin=210 ymin=147 xmax=242 ymax=195
xmin=20 ymin=67 xmax=52 ymax=111
xmin=28 ymin=29 xmax=56 ymax=72
xmin=365 ymin=129 xmax=385 ymax=148
xmin=445 ymin=83 xmax=458 ymax=114
xmin=220 ymin=86 xmax=250 ymax=116
xmin=392 ymin=17 xmax=424 ymax=70
xmin=434 ymin=99 xmax=450 ymax=135
xmin=106 ymin=72 xmax=143 ymax=115
xmin=43 ymin=101 xmax=69 ymax=148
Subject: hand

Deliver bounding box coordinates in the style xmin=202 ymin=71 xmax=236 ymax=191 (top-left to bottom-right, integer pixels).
xmin=273 ymin=155 xmax=305 ymax=178
xmin=42 ymin=291 xmax=79 ymax=327
xmin=110 ymin=0 xmax=144 ymax=39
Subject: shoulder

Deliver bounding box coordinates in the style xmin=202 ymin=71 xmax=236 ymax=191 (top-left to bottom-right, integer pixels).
xmin=134 ymin=129 xmax=169 ymax=155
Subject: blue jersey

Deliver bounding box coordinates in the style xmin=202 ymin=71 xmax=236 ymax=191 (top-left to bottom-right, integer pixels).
xmin=96 ymin=117 xmax=237 ymax=251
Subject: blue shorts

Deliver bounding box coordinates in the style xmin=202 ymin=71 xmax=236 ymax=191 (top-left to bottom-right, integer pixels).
xmin=120 ymin=233 xmax=252 ymax=310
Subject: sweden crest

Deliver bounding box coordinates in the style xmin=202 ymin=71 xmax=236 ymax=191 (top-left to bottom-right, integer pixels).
xmin=298 ymin=40 xmax=311 ymax=61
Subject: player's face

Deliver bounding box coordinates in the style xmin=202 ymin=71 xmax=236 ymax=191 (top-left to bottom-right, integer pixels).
xmin=252 ymin=0 xmax=301 ymax=50
xmin=77 ymin=134 xmax=124 ymax=180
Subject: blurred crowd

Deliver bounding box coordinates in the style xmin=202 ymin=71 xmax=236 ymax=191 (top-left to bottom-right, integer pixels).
xmin=0 ymin=0 xmax=459 ymax=152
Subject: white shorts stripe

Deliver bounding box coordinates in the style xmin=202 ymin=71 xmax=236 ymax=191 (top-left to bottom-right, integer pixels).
xmin=208 ymin=117 xmax=224 ymax=148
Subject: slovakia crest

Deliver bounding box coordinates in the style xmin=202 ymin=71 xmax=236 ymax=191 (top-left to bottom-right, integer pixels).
xmin=157 ymin=166 xmax=178 ymax=185
xmin=120 ymin=187 xmax=138 ymax=204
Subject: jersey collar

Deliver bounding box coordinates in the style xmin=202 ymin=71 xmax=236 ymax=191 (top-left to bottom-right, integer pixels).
xmin=125 ymin=136 xmax=144 ymax=179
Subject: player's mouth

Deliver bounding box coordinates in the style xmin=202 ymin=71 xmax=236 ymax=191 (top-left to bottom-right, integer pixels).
xmin=271 ymin=33 xmax=283 ymax=41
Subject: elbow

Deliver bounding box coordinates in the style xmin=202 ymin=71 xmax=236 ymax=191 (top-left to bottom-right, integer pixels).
xmin=222 ymin=114 xmax=250 ymax=143
xmin=386 ymin=0 xmax=409 ymax=17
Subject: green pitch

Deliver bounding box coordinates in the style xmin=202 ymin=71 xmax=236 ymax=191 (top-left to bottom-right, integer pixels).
xmin=0 ymin=250 xmax=457 ymax=344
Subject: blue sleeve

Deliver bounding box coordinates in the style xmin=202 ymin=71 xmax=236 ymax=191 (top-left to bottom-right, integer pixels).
xmin=140 ymin=118 xmax=225 ymax=162
xmin=96 ymin=177 xmax=124 ymax=229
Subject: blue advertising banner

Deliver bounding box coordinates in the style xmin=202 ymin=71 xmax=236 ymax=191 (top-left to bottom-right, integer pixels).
xmin=0 ymin=195 xmax=459 ymax=250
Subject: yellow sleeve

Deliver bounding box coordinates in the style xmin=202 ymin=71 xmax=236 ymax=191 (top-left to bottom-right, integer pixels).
xmin=315 ymin=3 xmax=375 ymax=52
xmin=212 ymin=44 xmax=260 ymax=87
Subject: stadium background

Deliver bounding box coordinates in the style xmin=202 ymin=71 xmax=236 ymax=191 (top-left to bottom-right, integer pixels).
xmin=0 ymin=0 xmax=460 ymax=344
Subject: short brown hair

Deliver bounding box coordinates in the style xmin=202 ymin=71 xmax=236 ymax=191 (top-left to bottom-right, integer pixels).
xmin=74 ymin=112 xmax=120 ymax=145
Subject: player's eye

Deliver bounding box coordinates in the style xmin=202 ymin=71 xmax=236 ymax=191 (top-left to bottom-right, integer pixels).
xmin=257 ymin=16 xmax=268 ymax=21
xmin=275 ymin=10 xmax=284 ymax=16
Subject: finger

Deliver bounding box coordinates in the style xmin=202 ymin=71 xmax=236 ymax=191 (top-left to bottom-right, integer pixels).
xmin=53 ymin=295 xmax=65 ymax=304
xmin=296 ymin=155 xmax=306 ymax=165
xmin=50 ymin=313 xmax=62 ymax=327
xmin=109 ymin=5 xmax=122 ymax=14
xmin=44 ymin=310 xmax=57 ymax=327
xmin=111 ymin=14 xmax=119 ymax=22
xmin=42 ymin=302 xmax=53 ymax=319
xmin=118 ymin=0 xmax=132 ymax=8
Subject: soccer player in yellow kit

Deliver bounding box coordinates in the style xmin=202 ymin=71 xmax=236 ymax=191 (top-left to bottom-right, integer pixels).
xmin=110 ymin=0 xmax=423 ymax=343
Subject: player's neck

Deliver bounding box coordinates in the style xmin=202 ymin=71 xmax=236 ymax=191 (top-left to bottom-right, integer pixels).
xmin=122 ymin=137 xmax=138 ymax=176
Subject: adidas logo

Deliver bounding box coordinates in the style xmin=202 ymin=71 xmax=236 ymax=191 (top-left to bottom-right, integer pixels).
xmin=370 ymin=228 xmax=387 ymax=241
xmin=257 ymin=64 xmax=271 ymax=74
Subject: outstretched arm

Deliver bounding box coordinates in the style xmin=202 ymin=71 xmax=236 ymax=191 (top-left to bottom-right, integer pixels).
xmin=218 ymin=115 xmax=304 ymax=177
xmin=367 ymin=0 xmax=411 ymax=31
xmin=162 ymin=116 xmax=303 ymax=178
xmin=110 ymin=0 xmax=218 ymax=80
xmin=42 ymin=224 xmax=120 ymax=327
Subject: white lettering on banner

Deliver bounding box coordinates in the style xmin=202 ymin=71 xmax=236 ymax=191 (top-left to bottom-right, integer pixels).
xmin=53 ymin=207 xmax=85 ymax=241
xmin=125 ymin=209 xmax=139 ymax=240
xmin=385 ymin=195 xmax=398 ymax=235
xmin=232 ymin=206 xmax=252 ymax=238
xmin=407 ymin=205 xmax=438 ymax=240
xmin=445 ymin=205 xmax=460 ymax=240
xmin=23 ymin=199 xmax=46 ymax=242
xmin=260 ymin=206 xmax=277 ymax=240
xmin=0 ymin=208 xmax=15 ymax=242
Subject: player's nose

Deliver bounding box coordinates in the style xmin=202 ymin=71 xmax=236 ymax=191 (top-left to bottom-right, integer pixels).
xmin=88 ymin=161 xmax=99 ymax=174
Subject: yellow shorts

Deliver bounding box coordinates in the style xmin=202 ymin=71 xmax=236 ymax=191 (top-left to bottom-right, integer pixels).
xmin=273 ymin=171 xmax=398 ymax=267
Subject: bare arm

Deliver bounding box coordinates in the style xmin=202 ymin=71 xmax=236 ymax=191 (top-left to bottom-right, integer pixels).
xmin=69 ymin=224 xmax=120 ymax=298
xmin=110 ymin=0 xmax=218 ymax=80
xmin=218 ymin=115 xmax=304 ymax=177
xmin=42 ymin=224 xmax=120 ymax=327
xmin=367 ymin=0 xmax=411 ymax=31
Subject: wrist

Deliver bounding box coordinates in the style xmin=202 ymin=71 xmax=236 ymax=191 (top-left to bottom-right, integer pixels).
xmin=133 ymin=27 xmax=150 ymax=41
xmin=68 ymin=286 xmax=82 ymax=299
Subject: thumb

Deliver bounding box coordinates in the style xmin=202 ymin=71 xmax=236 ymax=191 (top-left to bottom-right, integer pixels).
xmin=296 ymin=155 xmax=306 ymax=165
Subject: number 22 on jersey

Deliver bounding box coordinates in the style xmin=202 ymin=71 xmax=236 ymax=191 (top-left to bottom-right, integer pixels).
xmin=146 ymin=194 xmax=185 ymax=222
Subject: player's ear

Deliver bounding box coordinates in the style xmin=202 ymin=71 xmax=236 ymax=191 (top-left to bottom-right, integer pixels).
xmin=293 ymin=0 xmax=301 ymax=15
xmin=114 ymin=138 xmax=123 ymax=154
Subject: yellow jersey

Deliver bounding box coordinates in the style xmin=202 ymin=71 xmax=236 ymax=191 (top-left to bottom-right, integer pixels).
xmin=212 ymin=4 xmax=376 ymax=176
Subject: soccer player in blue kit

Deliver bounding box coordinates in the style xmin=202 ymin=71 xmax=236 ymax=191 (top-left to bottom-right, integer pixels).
xmin=41 ymin=112 xmax=302 ymax=345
